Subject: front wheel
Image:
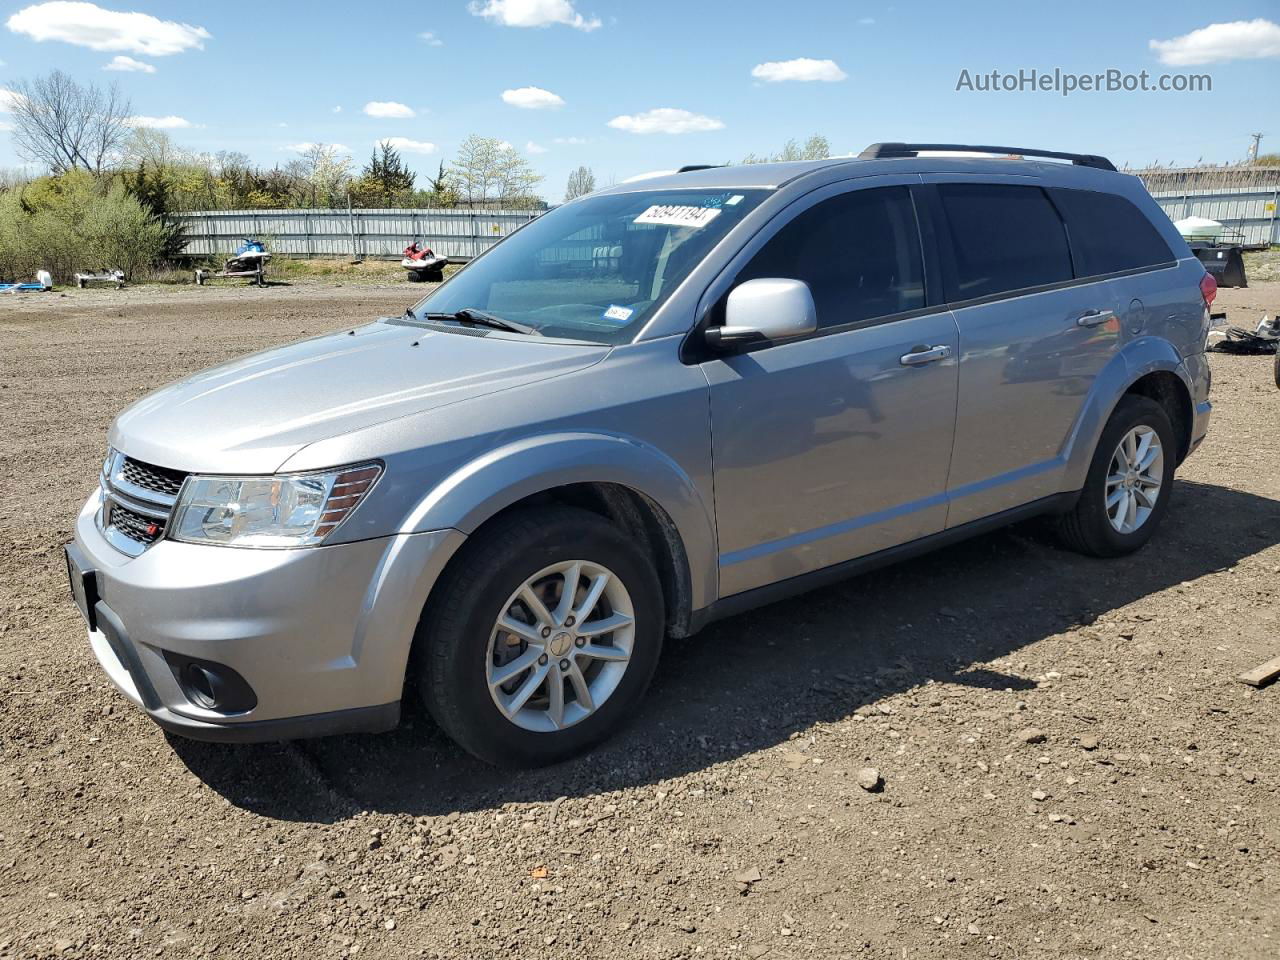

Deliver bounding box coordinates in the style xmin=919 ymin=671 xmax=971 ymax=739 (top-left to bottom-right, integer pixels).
xmin=1056 ymin=395 xmax=1176 ymax=557
xmin=416 ymin=507 xmax=664 ymax=767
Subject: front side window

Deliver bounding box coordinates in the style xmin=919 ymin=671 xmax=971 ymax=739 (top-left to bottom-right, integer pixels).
xmin=1049 ymin=188 xmax=1176 ymax=278
xmin=733 ymin=186 xmax=925 ymax=329
xmin=410 ymin=189 xmax=767 ymax=344
xmin=938 ymin=183 xmax=1073 ymax=302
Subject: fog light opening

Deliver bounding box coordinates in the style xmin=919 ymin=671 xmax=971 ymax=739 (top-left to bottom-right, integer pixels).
xmin=166 ymin=656 xmax=257 ymax=714
xmin=185 ymin=663 xmax=221 ymax=709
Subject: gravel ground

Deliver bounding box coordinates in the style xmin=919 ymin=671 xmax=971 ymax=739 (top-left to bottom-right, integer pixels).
xmin=0 ymin=280 xmax=1277 ymax=960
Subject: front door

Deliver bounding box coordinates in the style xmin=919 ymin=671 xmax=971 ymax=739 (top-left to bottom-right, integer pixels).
xmin=702 ymin=185 xmax=960 ymax=597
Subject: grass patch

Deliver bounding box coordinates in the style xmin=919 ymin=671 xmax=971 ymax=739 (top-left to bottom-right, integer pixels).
xmin=1243 ymin=248 xmax=1280 ymax=284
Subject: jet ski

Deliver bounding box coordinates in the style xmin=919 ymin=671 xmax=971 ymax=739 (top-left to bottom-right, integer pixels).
xmin=401 ymin=242 xmax=448 ymax=282
xmin=226 ymin=238 xmax=272 ymax=273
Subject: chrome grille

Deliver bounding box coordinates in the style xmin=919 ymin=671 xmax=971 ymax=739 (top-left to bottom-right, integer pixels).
xmin=107 ymin=502 xmax=164 ymax=544
xmin=98 ymin=450 xmax=187 ymax=556
xmin=119 ymin=457 xmax=186 ymax=498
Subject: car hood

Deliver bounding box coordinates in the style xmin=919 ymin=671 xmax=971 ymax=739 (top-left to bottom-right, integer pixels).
xmin=110 ymin=321 xmax=608 ymax=474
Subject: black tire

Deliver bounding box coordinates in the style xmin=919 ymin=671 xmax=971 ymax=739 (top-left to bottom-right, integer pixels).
xmin=1056 ymin=395 xmax=1176 ymax=557
xmin=1273 ymin=350 xmax=1280 ymax=390
xmin=406 ymin=270 xmax=425 ymax=282
xmin=425 ymin=269 xmax=445 ymax=283
xmin=415 ymin=506 xmax=664 ymax=767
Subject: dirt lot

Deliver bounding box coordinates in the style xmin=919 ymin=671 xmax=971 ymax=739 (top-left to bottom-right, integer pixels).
xmin=1 ymin=279 xmax=1278 ymax=960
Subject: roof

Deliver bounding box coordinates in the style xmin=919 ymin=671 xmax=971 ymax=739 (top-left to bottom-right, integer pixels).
xmin=596 ymin=151 xmax=1128 ymax=196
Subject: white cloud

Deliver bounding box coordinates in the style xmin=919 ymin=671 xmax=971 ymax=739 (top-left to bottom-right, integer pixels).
xmin=501 ymin=85 xmax=564 ymax=109
xmin=0 ymin=88 xmax=27 ymax=111
xmin=554 ymin=135 xmax=587 ymax=145
xmin=363 ymin=100 xmax=415 ymax=119
xmin=1150 ymin=18 xmax=1280 ymax=65
xmin=6 ymin=2 xmax=209 ymax=56
xmin=332 ymin=105 xmax=342 ymax=113
xmin=103 ymin=53 xmax=153 ymax=72
xmin=283 ymin=142 xmax=352 ymax=154
xmin=418 ymin=31 xmax=443 ymax=45
xmin=751 ymin=57 xmax=847 ymax=83
xmin=379 ymin=136 xmax=436 ymax=155
xmin=858 ymin=17 xmax=875 ymax=25
xmin=277 ymin=122 xmax=288 ymax=128
xmin=469 ymin=0 xmax=600 ymax=32
xmin=525 ymin=140 xmax=547 ymax=154
xmin=607 ymin=107 xmax=723 ymax=135
xmin=125 ymin=114 xmax=190 ymax=129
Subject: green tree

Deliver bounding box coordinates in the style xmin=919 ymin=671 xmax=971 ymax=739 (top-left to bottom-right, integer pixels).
xmin=122 ymin=159 xmax=187 ymax=259
xmin=351 ymin=140 xmax=417 ymax=206
xmin=564 ymin=165 xmax=596 ymax=201
xmin=742 ymin=133 xmax=832 ymax=165
xmin=451 ymin=135 xmax=543 ymax=207
xmin=0 ymin=169 xmax=168 ymax=281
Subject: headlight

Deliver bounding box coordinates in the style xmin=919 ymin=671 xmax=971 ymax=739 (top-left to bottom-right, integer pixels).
xmin=169 ymin=463 xmax=381 ymax=548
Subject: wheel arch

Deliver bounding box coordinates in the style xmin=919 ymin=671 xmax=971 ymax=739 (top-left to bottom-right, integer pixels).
xmin=403 ymin=432 xmax=716 ymax=636
xmin=1062 ymin=341 xmax=1195 ymax=490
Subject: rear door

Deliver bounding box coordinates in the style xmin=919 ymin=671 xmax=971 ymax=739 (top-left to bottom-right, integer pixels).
xmin=925 ymin=179 xmax=1123 ymax=526
xmin=700 ymin=182 xmax=960 ymax=597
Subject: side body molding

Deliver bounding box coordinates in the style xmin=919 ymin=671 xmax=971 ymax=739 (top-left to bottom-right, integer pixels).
xmin=400 ymin=431 xmax=719 ymax=612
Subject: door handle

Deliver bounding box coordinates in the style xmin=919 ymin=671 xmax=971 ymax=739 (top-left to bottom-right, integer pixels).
xmin=1076 ymin=309 xmax=1115 ymax=328
xmin=899 ymin=344 xmax=952 ymax=366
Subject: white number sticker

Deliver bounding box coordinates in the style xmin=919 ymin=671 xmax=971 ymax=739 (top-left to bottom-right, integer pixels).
xmin=634 ymin=205 xmax=721 ymax=229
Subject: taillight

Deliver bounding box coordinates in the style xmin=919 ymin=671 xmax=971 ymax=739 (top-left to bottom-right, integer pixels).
xmin=1200 ymin=272 xmax=1217 ymax=307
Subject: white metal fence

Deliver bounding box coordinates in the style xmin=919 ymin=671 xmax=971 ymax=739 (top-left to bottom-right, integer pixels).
xmin=173 ymin=186 xmax=1279 ymax=262
xmin=173 ymin=207 xmax=544 ymax=261
xmin=1146 ymin=187 xmax=1280 ymax=247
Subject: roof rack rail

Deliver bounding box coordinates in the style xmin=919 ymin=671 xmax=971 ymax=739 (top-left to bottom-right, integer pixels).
xmin=676 ymin=164 xmax=723 ymax=173
xmin=858 ymin=142 xmax=1116 ymax=172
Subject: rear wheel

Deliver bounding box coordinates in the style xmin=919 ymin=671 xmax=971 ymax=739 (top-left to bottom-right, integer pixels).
xmin=1057 ymin=395 xmax=1176 ymax=557
xmin=416 ymin=507 xmax=663 ymax=767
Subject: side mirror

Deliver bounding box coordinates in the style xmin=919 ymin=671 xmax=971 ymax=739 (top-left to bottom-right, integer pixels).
xmin=705 ymin=278 xmax=817 ymax=351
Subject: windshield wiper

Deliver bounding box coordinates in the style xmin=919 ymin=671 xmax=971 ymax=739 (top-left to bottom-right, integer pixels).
xmin=452 ymin=307 xmax=538 ymax=336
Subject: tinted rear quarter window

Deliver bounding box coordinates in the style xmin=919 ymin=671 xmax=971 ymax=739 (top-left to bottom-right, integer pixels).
xmin=735 ymin=186 xmax=925 ymax=329
xmin=937 ymin=183 xmax=1073 ymax=302
xmin=1049 ymin=188 xmax=1175 ymax=277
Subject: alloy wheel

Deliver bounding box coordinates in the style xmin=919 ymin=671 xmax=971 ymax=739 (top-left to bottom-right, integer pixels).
xmin=1106 ymin=425 xmax=1164 ymax=535
xmin=485 ymin=560 xmax=635 ymax=733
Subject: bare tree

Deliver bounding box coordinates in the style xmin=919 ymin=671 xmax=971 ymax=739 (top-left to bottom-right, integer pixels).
xmin=451 ymin=135 xmax=543 ymax=207
xmin=564 ymin=165 xmax=596 ymax=201
xmin=8 ymin=70 xmax=132 ymax=174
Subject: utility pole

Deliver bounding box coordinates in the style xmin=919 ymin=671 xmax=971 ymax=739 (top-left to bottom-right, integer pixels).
xmin=1247 ymin=132 xmax=1264 ymax=164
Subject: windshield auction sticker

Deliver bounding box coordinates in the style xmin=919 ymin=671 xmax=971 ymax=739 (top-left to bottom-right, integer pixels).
xmin=634 ymin=205 xmax=722 ymax=229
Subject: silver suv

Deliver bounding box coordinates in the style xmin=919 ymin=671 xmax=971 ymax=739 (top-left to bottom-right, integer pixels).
xmin=67 ymin=143 xmax=1214 ymax=766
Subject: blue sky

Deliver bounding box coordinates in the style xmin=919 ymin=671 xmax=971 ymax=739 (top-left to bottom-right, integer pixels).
xmin=1 ymin=0 xmax=1278 ymax=199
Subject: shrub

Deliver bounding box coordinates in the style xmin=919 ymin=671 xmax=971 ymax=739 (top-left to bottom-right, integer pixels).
xmin=0 ymin=170 xmax=170 ymax=282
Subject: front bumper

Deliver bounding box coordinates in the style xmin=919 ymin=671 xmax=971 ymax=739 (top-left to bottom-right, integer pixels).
xmin=70 ymin=489 xmax=464 ymax=742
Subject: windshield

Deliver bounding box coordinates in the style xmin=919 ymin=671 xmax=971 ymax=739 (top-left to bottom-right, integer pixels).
xmin=409 ymin=188 xmax=768 ymax=344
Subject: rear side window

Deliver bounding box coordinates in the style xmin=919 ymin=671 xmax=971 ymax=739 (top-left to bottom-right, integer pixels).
xmin=1049 ymin=188 xmax=1175 ymax=277
xmin=734 ymin=186 xmax=925 ymax=329
xmin=937 ymin=183 xmax=1072 ymax=301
